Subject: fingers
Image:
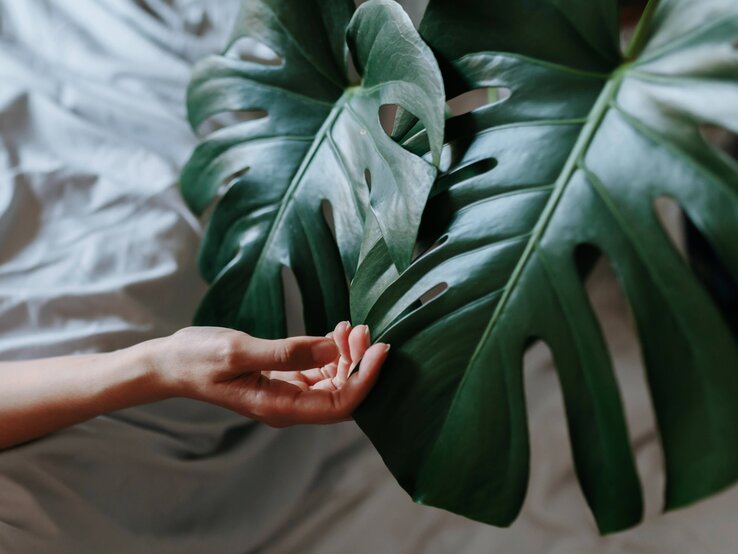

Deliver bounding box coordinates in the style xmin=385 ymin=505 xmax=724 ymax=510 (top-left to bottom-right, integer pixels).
xmin=214 ymin=322 xmax=389 ymax=426
xmin=289 ymin=365 xmax=335 ymax=384
xmin=267 ymin=330 xmax=341 ymax=385
xmin=301 ymin=342 xmax=390 ymax=424
xmin=235 ymin=335 xmax=338 ymax=373
xmin=332 ymin=321 xmax=351 ymax=360
xmin=334 ymin=324 xmax=370 ymax=384
xmin=255 ymin=342 xmax=390 ymax=426
xmin=347 ymin=325 xmax=371 ymax=375
xmin=328 ymin=321 xmax=366 ymax=386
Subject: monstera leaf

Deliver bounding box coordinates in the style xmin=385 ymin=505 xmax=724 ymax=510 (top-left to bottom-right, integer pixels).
xmin=181 ymin=0 xmax=444 ymax=338
xmin=352 ymin=0 xmax=738 ymax=533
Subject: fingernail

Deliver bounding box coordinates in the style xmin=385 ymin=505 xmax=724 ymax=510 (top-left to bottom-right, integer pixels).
xmin=383 ymin=344 xmax=391 ymax=354
xmin=312 ymin=339 xmax=338 ymax=363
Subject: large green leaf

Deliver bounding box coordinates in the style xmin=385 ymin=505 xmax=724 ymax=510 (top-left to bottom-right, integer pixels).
xmin=353 ymin=0 xmax=738 ymax=533
xmin=181 ymin=0 xmax=444 ymax=338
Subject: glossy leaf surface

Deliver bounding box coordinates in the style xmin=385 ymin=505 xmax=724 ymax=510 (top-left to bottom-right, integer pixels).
xmin=353 ymin=0 xmax=738 ymax=533
xmin=181 ymin=0 xmax=444 ymax=338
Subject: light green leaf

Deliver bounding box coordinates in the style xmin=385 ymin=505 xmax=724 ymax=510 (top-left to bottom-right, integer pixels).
xmin=181 ymin=0 xmax=445 ymax=338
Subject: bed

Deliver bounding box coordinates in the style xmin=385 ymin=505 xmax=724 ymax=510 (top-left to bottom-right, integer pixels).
xmin=1 ymin=2 xmax=737 ymax=552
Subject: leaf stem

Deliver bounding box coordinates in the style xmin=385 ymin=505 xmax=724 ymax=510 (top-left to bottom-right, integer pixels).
xmin=623 ymin=0 xmax=661 ymax=61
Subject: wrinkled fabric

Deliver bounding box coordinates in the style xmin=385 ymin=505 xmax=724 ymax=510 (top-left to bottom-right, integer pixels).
xmin=0 ymin=2 xmax=363 ymax=552
xmin=1 ymin=1 xmax=738 ymax=553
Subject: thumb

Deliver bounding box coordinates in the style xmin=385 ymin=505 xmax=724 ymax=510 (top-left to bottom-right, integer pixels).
xmin=242 ymin=336 xmax=339 ymax=372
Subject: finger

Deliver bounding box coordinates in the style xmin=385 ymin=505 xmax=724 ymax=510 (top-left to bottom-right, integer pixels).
xmin=277 ymin=343 xmax=390 ymax=425
xmin=332 ymin=321 xmax=351 ymax=360
xmin=347 ymin=325 xmax=371 ymax=376
xmin=263 ymin=370 xmax=300 ymax=381
xmin=239 ymin=335 xmax=338 ymax=372
xmin=336 ymin=355 xmax=351 ymax=384
xmin=311 ymin=377 xmax=338 ymax=391
xmin=287 ymin=380 xmax=309 ymax=391
xmin=266 ymin=369 xmax=324 ymax=390
xmin=336 ymin=341 xmax=388 ymax=405
xmin=298 ymin=364 xmax=337 ymax=385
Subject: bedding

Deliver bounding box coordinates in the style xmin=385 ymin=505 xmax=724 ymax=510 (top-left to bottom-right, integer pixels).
xmin=0 ymin=1 xmax=737 ymax=553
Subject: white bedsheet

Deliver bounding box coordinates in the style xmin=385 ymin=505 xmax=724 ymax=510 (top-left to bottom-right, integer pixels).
xmin=0 ymin=2 xmax=737 ymax=553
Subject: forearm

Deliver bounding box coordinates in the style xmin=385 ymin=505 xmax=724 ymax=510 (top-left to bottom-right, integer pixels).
xmin=0 ymin=325 xmax=387 ymax=449
xmin=0 ymin=341 xmax=167 ymax=450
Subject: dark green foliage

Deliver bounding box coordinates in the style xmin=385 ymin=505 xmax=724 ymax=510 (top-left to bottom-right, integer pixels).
xmin=183 ymin=0 xmax=738 ymax=533
xmin=181 ymin=0 xmax=444 ymax=338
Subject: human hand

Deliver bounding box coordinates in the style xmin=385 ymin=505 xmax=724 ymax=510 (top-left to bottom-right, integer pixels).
xmin=147 ymin=322 xmax=389 ymax=426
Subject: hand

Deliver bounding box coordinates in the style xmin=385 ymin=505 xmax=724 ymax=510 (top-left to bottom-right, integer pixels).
xmin=148 ymin=322 xmax=389 ymax=427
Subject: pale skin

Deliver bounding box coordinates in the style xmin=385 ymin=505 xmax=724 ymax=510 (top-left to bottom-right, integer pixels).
xmin=0 ymin=321 xmax=389 ymax=451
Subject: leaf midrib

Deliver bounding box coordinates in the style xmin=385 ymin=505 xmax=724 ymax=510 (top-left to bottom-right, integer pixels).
xmin=416 ymin=68 xmax=629 ymax=476
xmin=238 ymin=78 xmax=430 ymax=308
xmin=422 ymin=2 xmax=663 ymax=469
xmin=237 ymin=84 xmax=399 ymax=317
xmin=463 ymin=74 xmax=625 ymax=378
xmin=237 ymin=91 xmax=351 ymax=303
xmin=411 ymin=70 xmax=625 ymax=498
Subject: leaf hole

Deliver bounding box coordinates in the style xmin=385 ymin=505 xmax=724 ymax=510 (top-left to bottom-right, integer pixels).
xmin=321 ymin=199 xmax=337 ymax=244
xmin=435 ymin=157 xmax=498 ymax=195
xmin=418 ymin=282 xmax=448 ymax=306
xmin=197 ymin=167 xmax=250 ymax=220
xmin=225 ymin=36 xmax=283 ymax=66
xmin=363 ymin=168 xmax=372 ymax=192
xmin=378 ymin=103 xmax=425 ymax=143
xmin=699 ymin=124 xmax=738 ymax=162
xmin=378 ymin=104 xmax=398 ymax=136
xmin=653 ymin=195 xmax=688 ymax=263
xmin=196 ymin=109 xmax=267 ymax=136
xmin=575 ymin=246 xmax=665 ymax=518
xmin=411 ymin=234 xmax=448 ymax=264
xmin=223 ymin=166 xmax=249 ymax=187
xmin=521 ymin=338 xmax=600 ymax=529
xmin=684 ymin=212 xmax=738 ymax=338
xmin=654 ymin=195 xmax=738 ymax=340
xmin=447 ymin=87 xmax=511 ymax=117
xmin=573 ymin=242 xmax=602 ymax=281
xmin=619 ymin=3 xmax=646 ymax=50
xmin=281 ymin=265 xmax=305 ymax=337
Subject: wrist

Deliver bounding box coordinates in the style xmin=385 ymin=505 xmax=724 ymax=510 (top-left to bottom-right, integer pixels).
xmin=122 ymin=337 xmax=178 ymax=401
